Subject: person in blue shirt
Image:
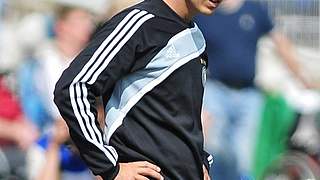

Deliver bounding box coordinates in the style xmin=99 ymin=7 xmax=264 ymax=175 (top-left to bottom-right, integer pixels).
xmin=27 ymin=119 xmax=94 ymax=180
xmin=196 ymin=0 xmax=310 ymax=179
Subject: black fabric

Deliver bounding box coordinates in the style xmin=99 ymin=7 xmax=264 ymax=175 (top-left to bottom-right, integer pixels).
xmin=54 ymin=0 xmax=209 ymax=179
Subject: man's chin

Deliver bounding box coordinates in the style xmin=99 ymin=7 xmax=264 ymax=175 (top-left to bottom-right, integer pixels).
xmin=200 ymin=9 xmax=216 ymax=15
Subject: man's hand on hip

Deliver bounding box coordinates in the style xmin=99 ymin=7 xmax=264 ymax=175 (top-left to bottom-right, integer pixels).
xmin=203 ymin=165 xmax=211 ymax=180
xmin=115 ymin=161 xmax=164 ymax=180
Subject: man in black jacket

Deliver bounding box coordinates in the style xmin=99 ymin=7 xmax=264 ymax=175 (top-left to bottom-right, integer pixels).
xmin=54 ymin=0 xmax=222 ymax=179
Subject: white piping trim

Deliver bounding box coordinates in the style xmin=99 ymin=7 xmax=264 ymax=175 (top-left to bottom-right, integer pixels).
xmin=68 ymin=9 xmax=154 ymax=165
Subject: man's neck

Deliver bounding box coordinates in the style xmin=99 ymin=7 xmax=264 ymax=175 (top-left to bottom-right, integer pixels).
xmin=162 ymin=0 xmax=196 ymax=22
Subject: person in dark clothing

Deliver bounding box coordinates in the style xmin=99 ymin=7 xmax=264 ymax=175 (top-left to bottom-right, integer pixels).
xmin=54 ymin=0 xmax=222 ymax=179
xmin=195 ymin=0 xmax=311 ymax=179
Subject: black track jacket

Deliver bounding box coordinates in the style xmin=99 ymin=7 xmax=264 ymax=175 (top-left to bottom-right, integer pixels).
xmin=54 ymin=0 xmax=213 ymax=179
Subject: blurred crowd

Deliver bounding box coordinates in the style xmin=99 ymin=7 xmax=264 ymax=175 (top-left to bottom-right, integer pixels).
xmin=0 ymin=0 xmax=319 ymax=180
xmin=0 ymin=1 xmax=141 ymax=179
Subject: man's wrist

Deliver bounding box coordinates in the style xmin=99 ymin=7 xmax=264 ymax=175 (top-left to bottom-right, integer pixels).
xmin=99 ymin=163 xmax=120 ymax=180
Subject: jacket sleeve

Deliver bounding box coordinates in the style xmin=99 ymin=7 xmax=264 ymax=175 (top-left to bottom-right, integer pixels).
xmin=53 ymin=9 xmax=155 ymax=179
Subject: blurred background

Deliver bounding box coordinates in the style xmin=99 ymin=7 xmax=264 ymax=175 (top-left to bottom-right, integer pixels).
xmin=0 ymin=0 xmax=319 ymax=180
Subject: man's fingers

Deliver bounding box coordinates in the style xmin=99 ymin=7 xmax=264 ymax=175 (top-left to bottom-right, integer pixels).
xmin=136 ymin=161 xmax=161 ymax=172
xmin=204 ymin=173 xmax=210 ymax=180
xmin=134 ymin=175 xmax=149 ymax=180
xmin=122 ymin=161 xmax=163 ymax=180
xmin=138 ymin=168 xmax=163 ymax=180
xmin=202 ymin=165 xmax=210 ymax=180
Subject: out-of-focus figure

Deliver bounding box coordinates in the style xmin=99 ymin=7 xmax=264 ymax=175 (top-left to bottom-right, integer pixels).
xmin=18 ymin=1 xmax=96 ymax=131
xmin=27 ymin=119 xmax=93 ymax=180
xmin=196 ymin=0 xmax=312 ymax=179
xmin=23 ymin=2 xmax=98 ymax=180
xmin=33 ymin=4 xmax=95 ymax=124
xmin=0 ymin=75 xmax=38 ymax=179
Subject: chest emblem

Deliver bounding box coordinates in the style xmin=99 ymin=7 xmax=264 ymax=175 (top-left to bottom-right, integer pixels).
xmin=166 ymin=45 xmax=180 ymax=59
xmin=239 ymin=14 xmax=255 ymax=31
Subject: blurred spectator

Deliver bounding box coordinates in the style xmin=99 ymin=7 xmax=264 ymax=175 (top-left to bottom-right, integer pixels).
xmin=18 ymin=58 xmax=53 ymax=132
xmin=196 ymin=0 xmax=311 ymax=179
xmin=33 ymin=4 xmax=94 ymax=120
xmin=19 ymin=3 xmax=95 ymax=131
xmin=27 ymin=119 xmax=93 ymax=180
xmin=20 ymin=2 xmax=96 ymax=180
xmin=0 ymin=75 xmax=38 ymax=179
